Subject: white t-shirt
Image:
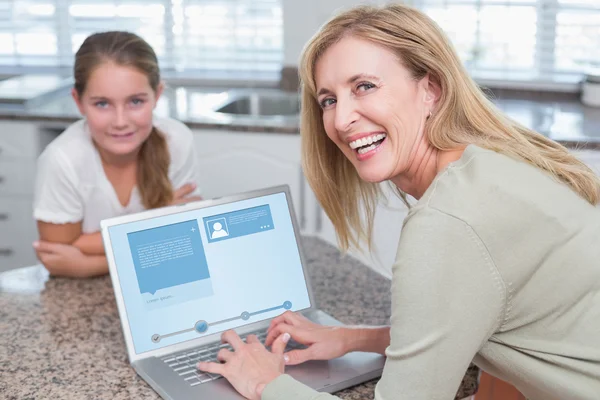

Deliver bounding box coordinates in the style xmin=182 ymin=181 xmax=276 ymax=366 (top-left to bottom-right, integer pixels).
xmin=33 ymin=117 xmax=201 ymax=233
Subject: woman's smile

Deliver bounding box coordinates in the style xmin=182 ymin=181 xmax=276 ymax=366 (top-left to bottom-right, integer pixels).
xmin=349 ymin=133 xmax=388 ymax=160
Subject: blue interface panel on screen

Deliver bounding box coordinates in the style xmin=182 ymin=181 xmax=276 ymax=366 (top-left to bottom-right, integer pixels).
xmin=107 ymin=192 xmax=312 ymax=354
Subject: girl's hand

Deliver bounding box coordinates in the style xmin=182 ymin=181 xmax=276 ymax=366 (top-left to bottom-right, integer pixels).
xmin=171 ymin=183 xmax=202 ymax=205
xmin=264 ymin=311 xmax=350 ymax=365
xmin=197 ymin=330 xmax=288 ymax=400
xmin=33 ymin=241 xmax=86 ymax=276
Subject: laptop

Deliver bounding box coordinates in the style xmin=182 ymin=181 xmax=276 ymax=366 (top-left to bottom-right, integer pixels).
xmin=100 ymin=185 xmax=385 ymax=400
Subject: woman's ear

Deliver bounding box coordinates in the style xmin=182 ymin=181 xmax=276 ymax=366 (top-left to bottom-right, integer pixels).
xmin=71 ymin=88 xmax=86 ymax=116
xmin=422 ymin=73 xmax=442 ymax=108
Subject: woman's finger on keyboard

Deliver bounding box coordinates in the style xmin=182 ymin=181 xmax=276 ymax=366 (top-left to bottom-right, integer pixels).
xmin=265 ymin=322 xmax=292 ymax=346
xmin=267 ymin=311 xmax=301 ymax=333
xmin=217 ymin=348 xmax=233 ymax=362
xmin=271 ymin=332 xmax=291 ymax=356
xmin=196 ymin=360 xmax=224 ymax=375
xmin=268 ymin=323 xmax=309 ymax=348
xmin=246 ymin=334 xmax=260 ymax=344
xmin=267 ymin=315 xmax=286 ymax=334
xmin=221 ymin=330 xmax=244 ymax=350
xmin=283 ymin=347 xmax=313 ymax=366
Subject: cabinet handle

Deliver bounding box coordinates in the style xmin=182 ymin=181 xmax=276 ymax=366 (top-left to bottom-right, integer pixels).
xmin=0 ymin=248 xmax=14 ymax=256
xmin=0 ymin=176 xmax=4 ymax=184
xmin=0 ymin=213 xmax=7 ymax=221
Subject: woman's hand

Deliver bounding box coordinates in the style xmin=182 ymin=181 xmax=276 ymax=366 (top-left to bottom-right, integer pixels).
xmin=197 ymin=330 xmax=289 ymax=400
xmin=33 ymin=241 xmax=86 ymax=276
xmin=171 ymin=183 xmax=202 ymax=205
xmin=264 ymin=311 xmax=350 ymax=365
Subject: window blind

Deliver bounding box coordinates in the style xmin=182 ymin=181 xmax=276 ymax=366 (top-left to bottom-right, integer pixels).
xmin=0 ymin=0 xmax=283 ymax=73
xmin=411 ymin=0 xmax=600 ymax=84
xmin=1 ymin=0 xmax=597 ymax=84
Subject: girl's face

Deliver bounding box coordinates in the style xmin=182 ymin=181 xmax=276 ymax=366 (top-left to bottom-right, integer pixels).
xmin=72 ymin=61 xmax=163 ymax=159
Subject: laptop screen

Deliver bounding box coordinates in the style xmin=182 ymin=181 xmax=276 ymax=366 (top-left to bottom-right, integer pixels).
xmin=106 ymin=191 xmax=312 ymax=355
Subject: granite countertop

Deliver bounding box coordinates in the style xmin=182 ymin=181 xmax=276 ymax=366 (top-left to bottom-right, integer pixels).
xmin=0 ymin=74 xmax=599 ymax=147
xmin=0 ymin=236 xmax=478 ymax=400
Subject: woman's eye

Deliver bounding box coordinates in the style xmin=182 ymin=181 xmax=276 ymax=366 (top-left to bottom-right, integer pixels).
xmin=357 ymin=82 xmax=376 ymax=92
xmin=319 ymin=98 xmax=336 ymax=109
xmin=95 ymin=101 xmax=108 ymax=108
xmin=131 ymin=98 xmax=145 ymax=105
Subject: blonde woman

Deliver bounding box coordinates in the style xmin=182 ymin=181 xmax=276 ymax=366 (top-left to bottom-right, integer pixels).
xmin=33 ymin=31 xmax=201 ymax=278
xmin=196 ymin=4 xmax=600 ymax=399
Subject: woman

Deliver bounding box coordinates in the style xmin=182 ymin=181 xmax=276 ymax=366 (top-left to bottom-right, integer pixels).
xmin=197 ymin=4 xmax=600 ymax=400
xmin=33 ymin=31 xmax=201 ymax=278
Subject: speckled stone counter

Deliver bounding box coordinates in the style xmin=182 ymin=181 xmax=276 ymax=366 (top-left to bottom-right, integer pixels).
xmin=0 ymin=236 xmax=478 ymax=400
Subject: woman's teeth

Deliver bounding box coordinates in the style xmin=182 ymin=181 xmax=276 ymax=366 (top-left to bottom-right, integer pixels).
xmin=358 ymin=143 xmax=379 ymax=154
xmin=349 ymin=133 xmax=387 ymax=154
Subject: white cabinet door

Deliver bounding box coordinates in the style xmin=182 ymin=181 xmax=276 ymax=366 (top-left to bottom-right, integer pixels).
xmin=0 ymin=121 xmax=40 ymax=160
xmin=0 ymin=159 xmax=36 ymax=196
xmin=0 ymin=121 xmax=45 ymax=272
xmin=192 ymin=129 xmax=307 ymax=227
xmin=0 ymin=198 xmax=38 ymax=272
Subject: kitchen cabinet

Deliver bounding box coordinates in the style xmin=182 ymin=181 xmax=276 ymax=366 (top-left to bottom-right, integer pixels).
xmin=0 ymin=121 xmax=45 ymax=272
xmin=191 ymin=129 xmax=309 ymax=229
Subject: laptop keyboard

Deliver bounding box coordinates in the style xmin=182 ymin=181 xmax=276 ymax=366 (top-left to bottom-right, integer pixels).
xmin=160 ymin=329 xmax=304 ymax=387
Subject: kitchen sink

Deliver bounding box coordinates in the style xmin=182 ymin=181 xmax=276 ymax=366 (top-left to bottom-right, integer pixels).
xmin=215 ymin=92 xmax=300 ymax=116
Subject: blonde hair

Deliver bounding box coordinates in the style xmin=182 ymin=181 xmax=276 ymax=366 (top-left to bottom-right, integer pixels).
xmin=74 ymin=31 xmax=173 ymax=209
xmin=299 ymin=3 xmax=600 ymax=251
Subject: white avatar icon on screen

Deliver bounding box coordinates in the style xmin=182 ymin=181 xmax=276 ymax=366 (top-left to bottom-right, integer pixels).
xmin=211 ymin=222 xmax=229 ymax=239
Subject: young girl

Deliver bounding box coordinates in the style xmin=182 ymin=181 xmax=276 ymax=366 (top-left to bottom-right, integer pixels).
xmin=33 ymin=31 xmax=202 ymax=278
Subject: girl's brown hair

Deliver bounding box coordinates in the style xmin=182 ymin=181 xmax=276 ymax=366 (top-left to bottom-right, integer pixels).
xmin=300 ymin=4 xmax=600 ymax=251
xmin=74 ymin=31 xmax=173 ymax=209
